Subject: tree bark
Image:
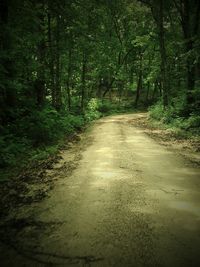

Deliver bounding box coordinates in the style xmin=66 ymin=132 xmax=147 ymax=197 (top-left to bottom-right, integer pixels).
xmin=47 ymin=10 xmax=56 ymax=107
xmin=135 ymin=50 xmax=143 ymax=107
xmin=55 ymin=14 xmax=62 ymax=110
xmin=35 ymin=1 xmax=46 ymax=107
xmin=0 ymin=0 xmax=16 ymax=123
xmin=67 ymin=45 xmax=72 ymax=111
xmin=152 ymin=80 xmax=158 ymax=101
xmin=174 ymin=0 xmax=200 ymax=106
xmin=81 ymin=52 xmax=87 ymax=111
xmin=158 ymin=0 xmax=168 ymax=107
xmin=146 ymin=81 xmax=150 ymax=103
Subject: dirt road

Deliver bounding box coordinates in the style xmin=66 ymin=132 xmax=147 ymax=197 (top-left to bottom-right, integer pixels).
xmin=1 ymin=113 xmax=200 ymax=266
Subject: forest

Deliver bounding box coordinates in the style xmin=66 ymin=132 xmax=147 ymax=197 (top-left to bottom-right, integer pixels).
xmin=0 ymin=0 xmax=200 ymax=172
xmin=0 ymin=1 xmax=200 ymax=266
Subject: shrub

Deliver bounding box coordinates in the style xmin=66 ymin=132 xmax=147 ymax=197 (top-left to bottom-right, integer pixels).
xmin=9 ymin=107 xmax=86 ymax=146
xmin=25 ymin=108 xmax=65 ymax=145
xmin=0 ymin=107 xmax=87 ymax=169
xmin=149 ymin=100 xmax=200 ymax=134
xmin=97 ymin=100 xmax=118 ymax=114
xmin=84 ymin=110 xmax=101 ymax=122
xmin=84 ymin=98 xmax=101 ymax=122
xmin=149 ymin=101 xmax=164 ymax=120
xmin=184 ymin=115 xmax=200 ymax=129
xmin=0 ymin=135 xmax=30 ymax=167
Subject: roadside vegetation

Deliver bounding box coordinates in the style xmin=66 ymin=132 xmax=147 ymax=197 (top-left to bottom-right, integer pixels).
xmin=149 ymin=101 xmax=200 ymax=138
xmin=0 ymin=98 xmax=134 ymax=181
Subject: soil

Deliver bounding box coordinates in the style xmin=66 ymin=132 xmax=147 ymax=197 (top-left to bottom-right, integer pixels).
xmin=130 ymin=113 xmax=200 ymax=165
xmin=0 ymin=113 xmax=200 ymax=267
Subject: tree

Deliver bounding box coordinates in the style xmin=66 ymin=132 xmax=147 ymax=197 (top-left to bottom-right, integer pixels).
xmin=174 ymin=0 xmax=200 ymax=107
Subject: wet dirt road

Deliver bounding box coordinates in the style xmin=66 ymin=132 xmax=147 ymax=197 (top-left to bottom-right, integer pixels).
xmin=1 ymin=113 xmax=200 ymax=266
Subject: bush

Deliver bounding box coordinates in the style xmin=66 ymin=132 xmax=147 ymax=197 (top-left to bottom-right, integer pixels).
xmin=149 ymin=98 xmax=187 ymax=123
xmin=184 ymin=115 xmax=200 ymax=129
xmin=30 ymin=145 xmax=58 ymax=161
xmin=65 ymin=114 xmax=85 ymax=130
xmin=27 ymin=109 xmax=65 ymax=144
xmin=149 ymin=100 xmax=200 ymax=134
xmin=84 ymin=98 xmax=101 ymax=122
xmin=0 ymin=106 xmax=87 ymax=169
xmin=149 ymin=101 xmax=164 ymax=120
xmin=11 ymin=108 xmax=85 ymax=146
xmin=97 ymin=100 xmax=118 ymax=114
xmin=0 ymin=135 xmax=30 ymax=167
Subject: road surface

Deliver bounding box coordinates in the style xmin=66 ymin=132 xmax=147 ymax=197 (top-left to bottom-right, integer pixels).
xmin=1 ymin=113 xmax=200 ymax=266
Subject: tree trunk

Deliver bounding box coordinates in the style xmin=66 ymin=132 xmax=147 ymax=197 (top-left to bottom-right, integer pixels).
xmin=146 ymin=81 xmax=150 ymax=103
xmin=158 ymin=0 xmax=168 ymax=107
xmin=35 ymin=1 xmax=46 ymax=107
xmin=36 ymin=41 xmax=46 ymax=106
xmin=152 ymin=80 xmax=158 ymax=101
xmin=47 ymin=11 xmax=56 ymax=107
xmin=135 ymin=51 xmax=143 ymax=107
xmin=0 ymin=0 xmax=16 ymax=123
xmin=81 ymin=52 xmax=87 ymax=112
xmin=135 ymin=71 xmax=142 ymax=107
xmin=55 ymin=14 xmax=62 ymax=110
xmin=67 ymin=46 xmax=72 ymax=111
xmin=182 ymin=1 xmax=195 ymax=105
xmin=176 ymin=0 xmax=200 ymax=106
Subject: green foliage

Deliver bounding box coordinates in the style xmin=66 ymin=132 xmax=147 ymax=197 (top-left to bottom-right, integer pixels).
xmin=1 ymin=0 xmax=200 ymax=173
xmin=86 ymin=98 xmax=100 ymax=112
xmin=85 ymin=98 xmax=102 ymax=122
xmin=149 ymin=97 xmax=188 ymax=123
xmin=97 ymin=100 xmax=114 ymax=114
xmin=0 ymin=107 xmax=85 ymax=168
xmin=26 ymin=109 xmax=67 ymax=145
xmin=12 ymin=107 xmax=85 ymax=146
xmin=149 ymin=101 xmax=164 ymax=121
xmin=84 ymin=98 xmax=126 ymax=121
xmin=149 ymin=101 xmax=200 ymax=135
xmin=0 ymin=135 xmax=30 ymax=168
xmin=30 ymin=145 xmax=59 ymax=161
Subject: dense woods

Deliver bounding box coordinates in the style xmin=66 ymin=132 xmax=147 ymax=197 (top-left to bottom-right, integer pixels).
xmin=0 ymin=0 xmax=200 ymax=170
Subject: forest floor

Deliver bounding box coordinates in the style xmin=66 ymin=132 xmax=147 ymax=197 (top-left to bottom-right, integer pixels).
xmin=0 ymin=113 xmax=200 ymax=267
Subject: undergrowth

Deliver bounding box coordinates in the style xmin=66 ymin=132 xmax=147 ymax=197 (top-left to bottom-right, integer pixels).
xmin=149 ymin=100 xmax=200 ymax=138
xmin=0 ymin=98 xmax=133 ymax=180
